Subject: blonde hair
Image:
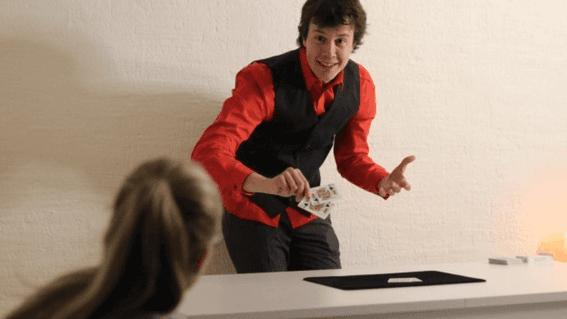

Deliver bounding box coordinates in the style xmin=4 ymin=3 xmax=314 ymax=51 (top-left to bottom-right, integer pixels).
xmin=6 ymin=157 xmax=223 ymax=319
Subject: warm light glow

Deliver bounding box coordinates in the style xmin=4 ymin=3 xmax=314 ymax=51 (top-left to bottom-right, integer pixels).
xmin=537 ymin=232 xmax=567 ymax=262
xmin=513 ymin=154 xmax=567 ymax=260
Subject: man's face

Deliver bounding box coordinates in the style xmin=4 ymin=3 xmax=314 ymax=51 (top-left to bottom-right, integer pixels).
xmin=303 ymin=22 xmax=355 ymax=84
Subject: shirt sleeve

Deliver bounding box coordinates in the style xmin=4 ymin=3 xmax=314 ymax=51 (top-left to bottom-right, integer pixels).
xmin=333 ymin=64 xmax=390 ymax=196
xmin=191 ymin=62 xmax=275 ymax=198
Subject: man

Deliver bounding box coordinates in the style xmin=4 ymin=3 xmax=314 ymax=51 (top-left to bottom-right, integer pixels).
xmin=191 ymin=0 xmax=415 ymax=273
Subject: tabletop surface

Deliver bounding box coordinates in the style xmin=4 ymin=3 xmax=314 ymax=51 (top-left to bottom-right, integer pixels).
xmin=176 ymin=261 xmax=567 ymax=318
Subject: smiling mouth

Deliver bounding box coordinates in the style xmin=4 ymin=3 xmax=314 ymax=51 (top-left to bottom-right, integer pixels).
xmin=318 ymin=61 xmax=337 ymax=69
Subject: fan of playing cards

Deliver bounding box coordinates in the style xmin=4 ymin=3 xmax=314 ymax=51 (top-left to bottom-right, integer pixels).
xmin=298 ymin=183 xmax=341 ymax=219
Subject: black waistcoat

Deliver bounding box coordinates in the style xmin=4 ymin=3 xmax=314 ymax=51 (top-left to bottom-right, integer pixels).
xmin=235 ymin=49 xmax=360 ymax=217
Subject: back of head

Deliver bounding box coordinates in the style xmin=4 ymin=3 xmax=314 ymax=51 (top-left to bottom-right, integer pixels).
xmin=297 ymin=0 xmax=367 ymax=51
xmin=6 ymin=157 xmax=223 ymax=319
xmin=91 ymin=157 xmax=223 ymax=316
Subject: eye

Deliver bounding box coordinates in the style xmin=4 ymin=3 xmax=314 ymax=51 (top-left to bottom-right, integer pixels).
xmin=315 ymin=35 xmax=326 ymax=44
xmin=336 ymin=38 xmax=346 ymax=46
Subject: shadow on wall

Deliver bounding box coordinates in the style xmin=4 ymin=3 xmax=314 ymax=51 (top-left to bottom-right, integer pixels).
xmin=0 ymin=29 xmax=236 ymax=282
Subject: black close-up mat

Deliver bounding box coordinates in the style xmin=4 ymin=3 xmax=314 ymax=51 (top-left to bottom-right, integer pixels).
xmin=304 ymin=271 xmax=486 ymax=290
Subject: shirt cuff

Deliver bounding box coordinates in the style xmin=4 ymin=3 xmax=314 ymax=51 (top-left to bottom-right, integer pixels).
xmin=234 ymin=170 xmax=255 ymax=196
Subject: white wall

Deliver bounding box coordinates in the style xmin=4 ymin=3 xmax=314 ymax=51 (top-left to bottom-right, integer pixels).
xmin=1 ymin=0 xmax=566 ymax=315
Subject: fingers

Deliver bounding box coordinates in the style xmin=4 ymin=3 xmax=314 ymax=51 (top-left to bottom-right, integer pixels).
xmin=284 ymin=168 xmax=311 ymax=201
xmin=379 ymin=155 xmax=415 ymax=198
xmin=378 ymin=176 xmax=412 ymax=198
xmin=381 ymin=181 xmax=402 ymax=197
xmin=397 ymin=155 xmax=416 ymax=174
xmin=397 ymin=178 xmax=411 ymax=191
xmin=391 ymin=181 xmax=402 ymax=193
xmin=272 ymin=167 xmax=311 ymax=201
xmin=378 ymin=186 xmax=387 ymax=198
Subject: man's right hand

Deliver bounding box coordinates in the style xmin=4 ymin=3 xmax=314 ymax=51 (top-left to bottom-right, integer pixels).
xmin=243 ymin=167 xmax=312 ymax=202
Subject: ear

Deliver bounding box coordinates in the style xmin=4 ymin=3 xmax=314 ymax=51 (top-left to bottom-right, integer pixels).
xmin=301 ymin=28 xmax=308 ymax=46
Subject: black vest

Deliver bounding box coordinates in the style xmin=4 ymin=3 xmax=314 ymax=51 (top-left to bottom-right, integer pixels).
xmin=236 ymin=49 xmax=360 ymax=217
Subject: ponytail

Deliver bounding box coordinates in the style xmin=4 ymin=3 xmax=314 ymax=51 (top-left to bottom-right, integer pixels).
xmin=5 ymin=158 xmax=222 ymax=319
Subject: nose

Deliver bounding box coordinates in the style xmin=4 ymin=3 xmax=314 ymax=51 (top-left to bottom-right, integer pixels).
xmin=322 ymin=40 xmax=336 ymax=59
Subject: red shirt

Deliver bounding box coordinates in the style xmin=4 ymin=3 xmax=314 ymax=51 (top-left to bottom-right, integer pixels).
xmin=191 ymin=48 xmax=389 ymax=228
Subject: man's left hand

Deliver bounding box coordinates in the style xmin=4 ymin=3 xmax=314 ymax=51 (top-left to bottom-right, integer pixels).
xmin=377 ymin=155 xmax=416 ymax=198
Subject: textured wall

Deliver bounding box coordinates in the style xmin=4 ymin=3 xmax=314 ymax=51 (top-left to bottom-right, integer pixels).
xmin=1 ymin=0 xmax=567 ymax=316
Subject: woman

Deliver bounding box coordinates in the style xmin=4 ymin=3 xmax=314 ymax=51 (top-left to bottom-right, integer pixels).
xmin=6 ymin=157 xmax=223 ymax=319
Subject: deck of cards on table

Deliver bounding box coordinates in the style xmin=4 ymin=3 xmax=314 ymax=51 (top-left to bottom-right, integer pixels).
xmin=298 ymin=184 xmax=341 ymax=219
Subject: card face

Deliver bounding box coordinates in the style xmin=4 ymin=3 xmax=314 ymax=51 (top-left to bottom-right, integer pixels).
xmin=307 ymin=191 xmax=322 ymax=206
xmin=298 ymin=198 xmax=311 ymax=210
xmin=298 ymin=196 xmax=334 ymax=219
xmin=306 ymin=202 xmax=334 ymax=219
xmin=309 ymin=184 xmax=341 ymax=205
xmin=298 ymin=184 xmax=340 ymax=219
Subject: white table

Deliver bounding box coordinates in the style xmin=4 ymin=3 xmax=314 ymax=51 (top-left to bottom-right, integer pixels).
xmin=176 ymin=261 xmax=567 ymax=318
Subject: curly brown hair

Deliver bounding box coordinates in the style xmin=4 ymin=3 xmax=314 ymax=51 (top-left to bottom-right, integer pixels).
xmin=297 ymin=0 xmax=367 ymax=52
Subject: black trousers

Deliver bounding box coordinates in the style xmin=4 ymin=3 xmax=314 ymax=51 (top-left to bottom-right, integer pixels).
xmin=223 ymin=210 xmax=341 ymax=273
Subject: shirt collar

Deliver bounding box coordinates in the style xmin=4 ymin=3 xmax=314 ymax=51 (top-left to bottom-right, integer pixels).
xmin=299 ymin=47 xmax=344 ymax=91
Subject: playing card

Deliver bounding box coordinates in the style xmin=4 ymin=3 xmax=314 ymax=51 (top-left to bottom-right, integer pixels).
xmin=298 ymin=184 xmax=340 ymax=219
xmin=303 ymin=201 xmax=334 ymax=219
xmin=299 ymin=190 xmax=319 ymax=207
xmin=298 ymin=197 xmax=311 ymax=210
xmin=309 ymin=183 xmax=341 ymax=205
